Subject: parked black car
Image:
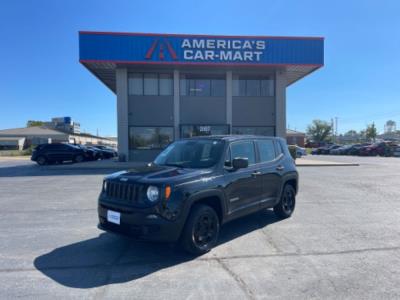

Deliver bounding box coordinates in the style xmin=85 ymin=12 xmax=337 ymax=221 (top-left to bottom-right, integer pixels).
xmin=75 ymin=144 xmax=101 ymax=160
xmin=31 ymin=143 xmax=90 ymax=165
xmin=330 ymin=145 xmax=352 ymax=155
xmin=92 ymin=145 xmax=117 ymax=159
xmin=311 ymin=144 xmax=338 ymax=155
xmin=347 ymin=143 xmax=371 ymax=156
xmin=98 ymin=135 xmax=298 ymax=255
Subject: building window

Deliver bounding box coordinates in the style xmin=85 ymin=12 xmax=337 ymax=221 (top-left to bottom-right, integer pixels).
xmin=159 ymin=73 xmax=173 ymax=95
xmin=128 ymin=73 xmax=143 ymax=95
xmin=246 ymin=79 xmax=261 ymax=96
xmin=181 ymin=125 xmax=230 ymax=138
xmin=211 ymin=79 xmax=226 ymax=97
xmin=233 ymin=75 xmax=274 ymax=97
xmin=232 ymin=126 xmax=275 ymax=136
xmin=144 ymin=73 xmax=158 ymax=95
xmin=128 ymin=73 xmax=173 ymax=96
xmin=180 ymin=75 xmax=225 ymax=97
xmin=261 ymin=79 xmax=274 ymax=97
xmin=129 ymin=127 xmax=174 ymax=150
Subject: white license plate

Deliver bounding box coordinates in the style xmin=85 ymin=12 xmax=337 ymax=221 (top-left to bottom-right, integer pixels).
xmin=107 ymin=210 xmax=120 ymax=225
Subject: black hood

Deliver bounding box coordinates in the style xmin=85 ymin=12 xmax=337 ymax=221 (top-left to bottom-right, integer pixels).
xmin=105 ymin=163 xmax=213 ymax=185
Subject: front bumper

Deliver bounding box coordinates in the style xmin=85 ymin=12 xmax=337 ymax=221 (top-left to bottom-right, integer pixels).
xmin=97 ymin=200 xmax=185 ymax=242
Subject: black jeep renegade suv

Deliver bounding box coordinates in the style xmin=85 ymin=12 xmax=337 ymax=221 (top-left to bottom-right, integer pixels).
xmin=98 ymin=135 xmax=298 ymax=255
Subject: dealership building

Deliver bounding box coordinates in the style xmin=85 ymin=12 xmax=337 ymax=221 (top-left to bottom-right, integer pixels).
xmin=79 ymin=31 xmax=324 ymax=161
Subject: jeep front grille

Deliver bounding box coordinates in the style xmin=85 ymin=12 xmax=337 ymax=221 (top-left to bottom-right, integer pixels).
xmin=105 ymin=181 xmax=143 ymax=204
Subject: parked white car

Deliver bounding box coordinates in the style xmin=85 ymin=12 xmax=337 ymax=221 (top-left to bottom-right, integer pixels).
xmin=296 ymin=146 xmax=307 ymax=158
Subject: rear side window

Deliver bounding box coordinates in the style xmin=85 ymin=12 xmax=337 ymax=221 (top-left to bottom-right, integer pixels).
xmin=256 ymin=140 xmax=276 ymax=162
xmin=230 ymin=141 xmax=256 ymax=165
xmin=43 ymin=144 xmax=57 ymax=150
xmin=50 ymin=144 xmax=64 ymax=150
xmin=275 ymin=141 xmax=283 ymax=157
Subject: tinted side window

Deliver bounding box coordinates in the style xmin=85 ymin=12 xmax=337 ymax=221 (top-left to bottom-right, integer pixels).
xmin=275 ymin=141 xmax=283 ymax=157
xmin=257 ymin=140 xmax=276 ymax=162
xmin=230 ymin=141 xmax=256 ymax=165
xmin=224 ymin=147 xmax=231 ymax=167
xmin=64 ymin=144 xmax=76 ymax=150
xmin=46 ymin=144 xmax=60 ymax=150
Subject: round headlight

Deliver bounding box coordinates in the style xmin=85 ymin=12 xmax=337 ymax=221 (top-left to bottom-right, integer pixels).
xmin=146 ymin=186 xmax=159 ymax=202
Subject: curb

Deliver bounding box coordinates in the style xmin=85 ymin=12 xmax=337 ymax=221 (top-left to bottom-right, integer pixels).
xmin=296 ymin=163 xmax=359 ymax=167
xmin=0 ymin=156 xmax=31 ymax=160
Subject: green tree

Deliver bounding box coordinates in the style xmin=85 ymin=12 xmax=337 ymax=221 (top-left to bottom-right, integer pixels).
xmin=306 ymin=120 xmax=332 ymax=143
xmin=385 ymin=120 xmax=396 ymax=133
xmin=366 ymin=123 xmax=377 ymax=142
xmin=27 ymin=120 xmax=45 ymax=127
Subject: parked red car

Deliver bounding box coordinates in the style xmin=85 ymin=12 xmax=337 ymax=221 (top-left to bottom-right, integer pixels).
xmin=359 ymin=142 xmax=393 ymax=156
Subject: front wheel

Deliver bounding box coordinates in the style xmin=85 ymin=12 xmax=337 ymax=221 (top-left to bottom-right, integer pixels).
xmin=36 ymin=156 xmax=47 ymax=166
xmin=74 ymin=154 xmax=84 ymax=163
xmin=274 ymin=184 xmax=296 ymax=219
xmin=180 ymin=204 xmax=220 ymax=255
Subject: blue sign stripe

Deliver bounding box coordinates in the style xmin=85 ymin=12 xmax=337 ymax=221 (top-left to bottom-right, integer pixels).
xmin=79 ymin=33 xmax=323 ymax=65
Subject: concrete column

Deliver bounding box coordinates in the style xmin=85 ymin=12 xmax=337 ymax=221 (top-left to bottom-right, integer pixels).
xmin=173 ymin=69 xmax=180 ymax=139
xmin=226 ymin=71 xmax=233 ymax=133
xmin=275 ymin=70 xmax=287 ymax=138
xmin=116 ymin=68 xmax=129 ymax=161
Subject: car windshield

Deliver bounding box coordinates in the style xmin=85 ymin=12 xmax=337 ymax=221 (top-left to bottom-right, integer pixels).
xmin=154 ymin=139 xmax=225 ymax=169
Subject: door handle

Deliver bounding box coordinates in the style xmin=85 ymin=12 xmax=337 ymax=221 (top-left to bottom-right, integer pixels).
xmin=276 ymin=165 xmax=285 ymax=171
xmin=251 ymin=171 xmax=262 ymax=177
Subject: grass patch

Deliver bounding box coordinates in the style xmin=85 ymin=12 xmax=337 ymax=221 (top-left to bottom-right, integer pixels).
xmin=0 ymin=146 xmax=33 ymax=157
xmin=306 ymin=148 xmax=313 ymax=155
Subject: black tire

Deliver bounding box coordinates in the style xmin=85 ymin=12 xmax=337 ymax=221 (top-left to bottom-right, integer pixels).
xmin=180 ymin=204 xmax=220 ymax=255
xmin=36 ymin=156 xmax=47 ymax=166
xmin=274 ymin=184 xmax=296 ymax=219
xmin=74 ymin=154 xmax=84 ymax=163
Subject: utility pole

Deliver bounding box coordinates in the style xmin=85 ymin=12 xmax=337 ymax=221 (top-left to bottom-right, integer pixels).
xmin=331 ymin=118 xmax=335 ymax=142
xmin=335 ymin=117 xmax=338 ymax=143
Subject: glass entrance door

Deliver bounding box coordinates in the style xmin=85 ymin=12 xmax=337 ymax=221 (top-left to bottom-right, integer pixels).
xmin=180 ymin=125 xmax=230 ymax=138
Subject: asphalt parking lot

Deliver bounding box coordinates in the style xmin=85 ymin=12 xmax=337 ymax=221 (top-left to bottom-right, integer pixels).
xmin=1 ymin=156 xmax=400 ymax=299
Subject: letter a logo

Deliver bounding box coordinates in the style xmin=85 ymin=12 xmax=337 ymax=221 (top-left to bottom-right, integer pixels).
xmin=145 ymin=38 xmax=178 ymax=60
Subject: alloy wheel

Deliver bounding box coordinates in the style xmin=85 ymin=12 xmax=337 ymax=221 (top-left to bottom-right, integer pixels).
xmin=193 ymin=213 xmax=218 ymax=248
xmin=282 ymin=188 xmax=295 ymax=214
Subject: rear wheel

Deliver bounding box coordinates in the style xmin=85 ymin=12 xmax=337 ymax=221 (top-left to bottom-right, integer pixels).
xmin=180 ymin=204 xmax=220 ymax=255
xmin=36 ymin=156 xmax=47 ymax=166
xmin=274 ymin=184 xmax=296 ymax=219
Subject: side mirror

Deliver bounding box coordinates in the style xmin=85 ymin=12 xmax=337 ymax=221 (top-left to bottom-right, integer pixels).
xmin=232 ymin=157 xmax=249 ymax=170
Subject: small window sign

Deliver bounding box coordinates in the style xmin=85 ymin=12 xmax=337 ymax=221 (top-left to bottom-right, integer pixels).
xmin=199 ymin=126 xmax=211 ymax=133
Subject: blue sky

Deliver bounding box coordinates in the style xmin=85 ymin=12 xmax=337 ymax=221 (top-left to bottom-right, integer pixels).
xmin=1 ymin=0 xmax=399 ymax=136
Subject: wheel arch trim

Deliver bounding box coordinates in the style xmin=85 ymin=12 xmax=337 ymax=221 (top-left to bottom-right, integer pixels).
xmin=187 ymin=189 xmax=227 ymax=223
